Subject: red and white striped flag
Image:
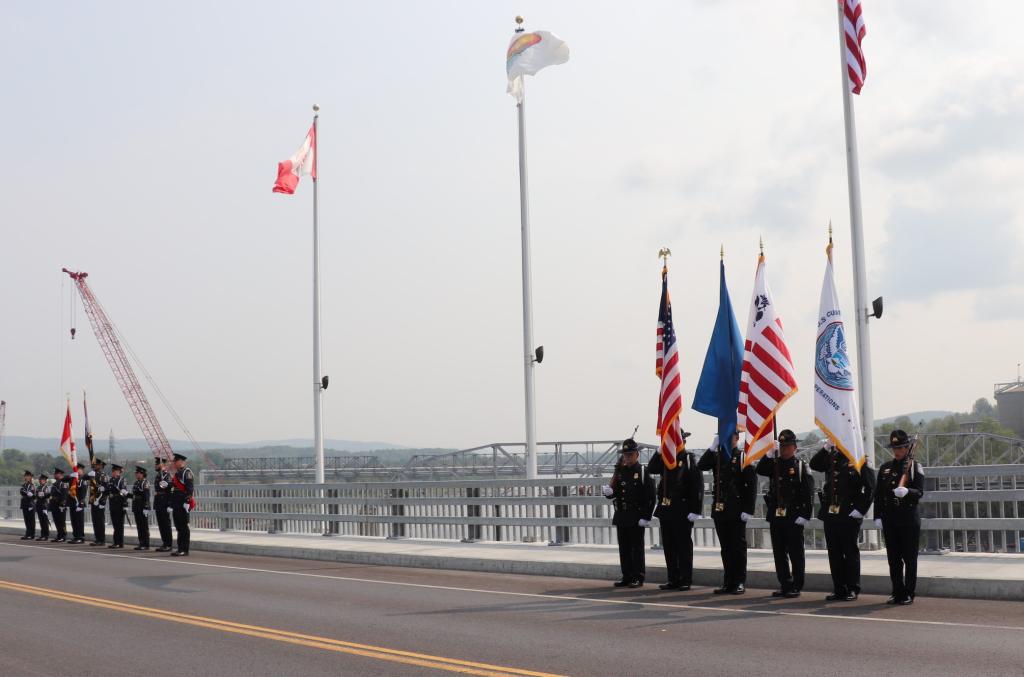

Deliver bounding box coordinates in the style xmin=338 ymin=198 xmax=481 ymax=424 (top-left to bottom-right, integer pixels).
xmin=272 ymin=124 xmax=317 ymax=195
xmin=656 ymin=265 xmax=684 ymax=469
xmin=59 ymin=400 xmax=79 ymax=496
xmin=737 ymin=254 xmax=798 ymax=467
xmin=843 ymin=0 xmax=867 ymax=94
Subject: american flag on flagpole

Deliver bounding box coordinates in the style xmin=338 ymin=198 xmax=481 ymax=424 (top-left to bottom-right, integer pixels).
xmin=737 ymin=254 xmax=798 ymax=467
xmin=843 ymin=0 xmax=867 ymax=94
xmin=656 ymin=264 xmax=684 ymax=469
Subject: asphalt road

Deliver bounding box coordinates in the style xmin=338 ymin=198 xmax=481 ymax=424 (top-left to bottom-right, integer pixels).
xmin=2 ymin=533 xmax=1022 ymax=677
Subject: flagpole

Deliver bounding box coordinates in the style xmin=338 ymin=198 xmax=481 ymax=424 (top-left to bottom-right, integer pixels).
xmin=514 ymin=17 xmax=539 ymax=481
xmin=311 ymin=104 xmax=326 ymax=500
xmin=836 ymin=3 xmax=875 ymax=467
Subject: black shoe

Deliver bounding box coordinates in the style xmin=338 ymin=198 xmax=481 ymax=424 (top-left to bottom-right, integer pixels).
xmin=825 ymin=591 xmax=848 ymax=601
xmin=35 ymin=536 xmax=46 ymax=541
xmin=886 ymin=595 xmax=899 ymax=605
xmin=133 ymin=546 xmax=149 ymax=551
xmin=713 ymin=585 xmax=733 ymax=595
xmin=21 ymin=536 xmax=33 ymax=540
xmin=898 ymin=597 xmax=914 ymax=605
xmin=659 ymin=582 xmax=680 ymax=591
xmin=71 ymin=538 xmax=84 ymax=544
xmin=50 ymin=538 xmax=60 ymax=542
xmin=613 ymin=579 xmax=629 ymax=588
xmin=677 ymin=584 xmax=691 ymax=591
xmin=730 ymin=584 xmax=746 ymax=595
xmin=89 ymin=541 xmax=102 ymax=546
xmin=107 ymin=544 xmax=118 ymax=549
xmin=627 ymin=579 xmax=643 ymax=588
xmin=771 ymin=589 xmax=787 ymax=597
xmin=171 ymin=551 xmax=187 ymax=557
xmin=784 ymin=589 xmax=801 ymax=598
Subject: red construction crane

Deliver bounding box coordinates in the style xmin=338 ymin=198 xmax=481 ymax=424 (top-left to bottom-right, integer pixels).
xmin=62 ymin=269 xmax=174 ymax=462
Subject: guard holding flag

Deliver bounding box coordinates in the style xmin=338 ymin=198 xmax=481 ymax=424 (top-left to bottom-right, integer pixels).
xmin=69 ymin=462 xmax=88 ymax=543
xmin=153 ymin=458 xmax=174 ymax=552
xmin=87 ymin=458 xmax=109 ymax=546
xmin=698 ymin=433 xmax=757 ymax=594
xmin=34 ymin=474 xmax=51 ymax=541
xmin=646 ymin=431 xmax=703 ymax=590
xmin=170 ymin=453 xmax=195 ymax=557
xmin=602 ymin=439 xmax=656 ymax=588
xmin=131 ymin=465 xmax=152 ymax=551
xmin=756 ymin=430 xmax=814 ymax=597
xmin=49 ymin=467 xmax=69 ymax=542
xmin=20 ymin=470 xmax=36 ymax=540
xmin=107 ymin=464 xmax=128 ymax=549
xmin=810 ymin=445 xmax=876 ymax=600
xmin=874 ymin=430 xmax=925 ymax=605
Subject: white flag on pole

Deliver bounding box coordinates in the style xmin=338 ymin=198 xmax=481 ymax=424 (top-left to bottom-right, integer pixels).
xmin=814 ymin=242 xmax=867 ymax=469
xmin=506 ymin=30 xmax=569 ymax=102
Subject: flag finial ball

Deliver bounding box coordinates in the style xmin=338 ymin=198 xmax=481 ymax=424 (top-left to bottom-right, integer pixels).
xmin=312 ymin=104 xmax=320 ymax=112
xmin=515 ymin=15 xmax=524 ymax=25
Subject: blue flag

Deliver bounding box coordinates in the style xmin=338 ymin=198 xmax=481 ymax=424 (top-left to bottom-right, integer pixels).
xmin=692 ymin=260 xmax=744 ymax=460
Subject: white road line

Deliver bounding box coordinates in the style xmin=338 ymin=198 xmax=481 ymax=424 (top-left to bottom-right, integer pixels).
xmin=3 ymin=541 xmax=1022 ymax=633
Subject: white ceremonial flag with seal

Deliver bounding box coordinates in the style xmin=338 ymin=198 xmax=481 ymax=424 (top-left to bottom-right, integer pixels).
xmin=814 ymin=242 xmax=867 ymax=470
xmin=506 ymin=30 xmax=569 ymax=102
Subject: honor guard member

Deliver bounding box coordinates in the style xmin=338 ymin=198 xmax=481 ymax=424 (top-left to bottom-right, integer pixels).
xmin=169 ymin=453 xmax=195 ymax=556
xmin=874 ymin=430 xmax=925 ymax=605
xmin=19 ymin=470 xmax=36 ymax=540
xmin=131 ymin=465 xmax=152 ymax=550
xmin=86 ymin=458 xmax=109 ymax=546
xmin=49 ymin=467 xmax=69 ymax=542
xmin=646 ymin=430 xmax=703 ymax=590
xmin=602 ymin=439 xmax=656 ymax=588
xmin=756 ymin=430 xmax=815 ymax=597
xmin=153 ymin=458 xmax=174 ymax=552
xmin=810 ymin=444 xmax=876 ymax=601
xmin=698 ymin=433 xmax=758 ymax=594
xmin=68 ymin=462 xmax=88 ymax=543
xmin=106 ymin=464 xmax=128 ymax=549
xmin=34 ymin=474 xmax=51 ymax=541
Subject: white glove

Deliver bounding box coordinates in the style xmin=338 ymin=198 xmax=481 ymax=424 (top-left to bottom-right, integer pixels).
xmin=600 ymin=485 xmax=613 ymax=497
xmin=795 ymin=516 xmax=808 ymax=526
xmin=27 ymin=491 xmax=34 ymax=497
xmin=159 ymin=481 xmax=168 ymax=489
xmin=184 ymin=504 xmax=190 ymax=513
xmin=76 ymin=506 xmax=83 ymax=512
xmin=739 ymin=512 xmax=751 ymax=522
xmin=98 ymin=485 xmax=106 ymax=494
xmin=849 ymin=509 xmax=863 ymax=519
xmin=709 ymin=435 xmax=720 ymax=451
xmin=145 ymin=510 xmax=152 ymax=519
xmin=638 ymin=519 xmax=650 ymax=527
xmin=120 ymin=489 xmax=129 ymax=497
xmin=71 ymin=471 xmax=78 ymax=479
xmin=874 ymin=518 xmax=883 ymax=528
xmin=167 ymin=507 xmax=173 ymax=513
xmin=87 ymin=470 xmax=96 ymax=477
xmin=893 ymin=486 xmax=909 ymax=498
xmin=686 ymin=513 xmax=700 ymax=523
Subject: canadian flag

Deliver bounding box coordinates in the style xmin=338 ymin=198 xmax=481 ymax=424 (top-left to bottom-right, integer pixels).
xmin=59 ymin=401 xmax=79 ymax=496
xmin=272 ymin=124 xmax=316 ymax=195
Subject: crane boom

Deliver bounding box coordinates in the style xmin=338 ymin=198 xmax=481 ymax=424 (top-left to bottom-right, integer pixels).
xmin=62 ymin=269 xmax=174 ymax=462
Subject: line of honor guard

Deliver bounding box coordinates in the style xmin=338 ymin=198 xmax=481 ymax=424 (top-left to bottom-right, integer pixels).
xmin=604 ymin=428 xmax=923 ymax=605
xmin=19 ymin=453 xmax=195 ymax=557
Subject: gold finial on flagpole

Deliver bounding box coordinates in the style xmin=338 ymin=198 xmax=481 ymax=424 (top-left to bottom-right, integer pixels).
xmin=720 ymin=244 xmax=724 ymax=260
xmin=658 ymin=247 xmax=672 ymax=267
xmin=515 ymin=15 xmax=525 ymax=32
xmin=828 ymin=219 xmax=833 ymax=244
xmin=759 ymin=236 xmax=764 ymax=256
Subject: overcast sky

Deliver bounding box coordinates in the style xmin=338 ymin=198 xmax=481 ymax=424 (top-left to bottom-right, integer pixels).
xmin=2 ymin=1 xmax=1022 ymax=450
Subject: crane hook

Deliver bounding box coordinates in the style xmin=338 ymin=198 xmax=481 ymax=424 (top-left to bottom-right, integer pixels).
xmin=70 ymin=327 xmax=76 ymax=340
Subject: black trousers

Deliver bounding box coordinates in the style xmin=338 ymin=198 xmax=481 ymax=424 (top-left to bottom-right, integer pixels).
xmin=172 ymin=504 xmax=191 ymax=553
xmin=659 ymin=520 xmax=694 ymax=585
xmin=882 ymin=522 xmax=921 ymax=599
xmin=51 ymin=507 xmax=66 ymax=539
xmin=713 ymin=516 xmax=748 ymax=588
xmin=823 ymin=516 xmax=862 ymax=594
xmin=769 ymin=520 xmax=806 ymax=590
xmin=91 ymin=505 xmax=106 ymax=543
xmin=70 ymin=506 xmax=86 ymax=540
xmin=133 ymin=508 xmax=150 ymax=547
xmin=36 ymin=509 xmax=50 ymax=539
xmin=22 ymin=507 xmax=36 ymax=537
xmin=615 ymin=524 xmax=646 ymax=582
xmin=110 ymin=502 xmax=125 ymax=545
xmin=155 ymin=498 xmax=173 ymax=547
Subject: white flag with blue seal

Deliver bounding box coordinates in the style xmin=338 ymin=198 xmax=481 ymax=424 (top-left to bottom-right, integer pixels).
xmin=814 ymin=241 xmax=867 ymax=470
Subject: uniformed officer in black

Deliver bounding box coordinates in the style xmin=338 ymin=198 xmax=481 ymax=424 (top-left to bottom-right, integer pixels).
xmin=153 ymin=458 xmax=174 ymax=552
xmin=86 ymin=458 xmax=109 ymax=546
xmin=698 ymin=432 xmax=757 ymax=594
xmin=49 ymin=467 xmax=69 ymax=542
xmin=68 ymin=462 xmax=88 ymax=543
xmin=646 ymin=430 xmax=703 ymax=590
xmin=874 ymin=429 xmax=925 ymax=605
xmin=170 ymin=453 xmax=195 ymax=556
xmin=20 ymin=470 xmax=36 ymax=540
xmin=810 ymin=444 xmax=876 ymax=600
xmin=756 ymin=429 xmax=815 ymax=597
xmin=34 ymin=474 xmax=51 ymax=541
xmin=107 ymin=464 xmax=128 ymax=549
xmin=131 ymin=465 xmax=152 ymax=551
xmin=602 ymin=439 xmax=656 ymax=587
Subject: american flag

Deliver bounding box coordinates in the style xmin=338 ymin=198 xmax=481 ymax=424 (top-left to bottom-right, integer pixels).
xmin=656 ymin=266 xmax=683 ymax=469
xmin=843 ymin=0 xmax=867 ymax=94
xmin=737 ymin=255 xmax=798 ymax=467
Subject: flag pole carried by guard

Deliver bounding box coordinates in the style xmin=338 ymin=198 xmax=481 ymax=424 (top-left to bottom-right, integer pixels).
xmin=655 ymin=247 xmax=683 ymax=470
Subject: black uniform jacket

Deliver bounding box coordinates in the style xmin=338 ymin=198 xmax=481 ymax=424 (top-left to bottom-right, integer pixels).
xmin=88 ymin=471 xmax=109 ymax=507
xmin=646 ymin=452 xmax=704 ymax=521
xmin=107 ymin=475 xmax=128 ymax=509
xmin=756 ymin=455 xmax=814 ymax=523
xmin=170 ymin=467 xmax=195 ymax=508
xmin=35 ymin=483 xmax=50 ymax=513
xmin=697 ymin=448 xmax=757 ymax=520
xmin=131 ymin=479 xmax=152 ymax=512
xmin=20 ymin=481 xmax=35 ymax=510
xmin=49 ymin=478 xmax=69 ymax=511
xmin=809 ymin=448 xmax=876 ymax=520
xmin=874 ymin=458 xmax=925 ymax=526
xmin=605 ymin=461 xmax=656 ymax=527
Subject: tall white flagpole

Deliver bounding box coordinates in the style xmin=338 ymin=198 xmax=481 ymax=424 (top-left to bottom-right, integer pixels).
xmin=312 ymin=105 xmax=326 ymax=488
xmin=836 ymin=4 xmax=875 ymax=467
xmin=514 ymin=21 xmax=540 ymax=481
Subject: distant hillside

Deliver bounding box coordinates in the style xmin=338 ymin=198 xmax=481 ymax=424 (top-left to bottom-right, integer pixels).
xmin=874 ymin=410 xmax=954 ymax=426
xmin=3 ymin=436 xmax=407 ymax=454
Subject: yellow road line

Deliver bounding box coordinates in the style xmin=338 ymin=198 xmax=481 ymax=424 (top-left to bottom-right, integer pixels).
xmin=0 ymin=579 xmax=567 ymax=677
